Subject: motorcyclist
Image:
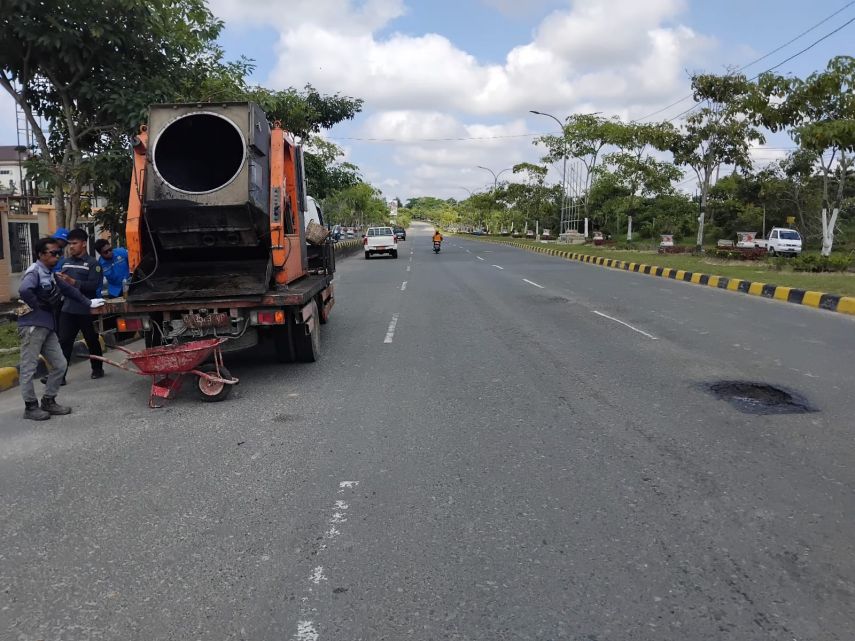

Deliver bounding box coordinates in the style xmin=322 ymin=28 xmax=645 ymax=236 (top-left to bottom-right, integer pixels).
xmin=432 ymin=229 xmax=443 ymax=244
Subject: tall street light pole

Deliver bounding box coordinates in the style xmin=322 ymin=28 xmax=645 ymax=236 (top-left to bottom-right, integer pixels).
xmin=476 ymin=165 xmax=511 ymax=191
xmin=476 ymin=166 xmax=511 ymax=233
xmin=530 ymin=110 xmax=567 ymax=234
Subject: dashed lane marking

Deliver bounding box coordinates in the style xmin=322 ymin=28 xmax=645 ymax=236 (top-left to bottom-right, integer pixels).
xmin=384 ymin=313 xmax=400 ymax=343
xmin=476 ymin=256 xmax=485 ymax=261
xmin=492 ymin=265 xmax=503 ymax=270
xmin=522 ymin=278 xmax=544 ymax=289
xmin=592 ymin=310 xmax=658 ymax=340
xmin=401 ymin=281 xmax=407 ymax=291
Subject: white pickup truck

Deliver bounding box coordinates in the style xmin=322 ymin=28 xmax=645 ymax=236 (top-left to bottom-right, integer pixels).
xmin=364 ymin=226 xmax=398 ymax=259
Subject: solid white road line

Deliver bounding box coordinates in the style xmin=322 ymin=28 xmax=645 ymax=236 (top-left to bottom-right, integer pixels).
xmin=492 ymin=265 xmax=504 ymax=270
xmin=384 ymin=313 xmax=400 ymax=343
xmin=592 ymin=310 xmax=658 ymax=340
xmin=522 ymin=278 xmax=544 ymax=289
xmin=476 ymin=256 xmax=485 ymax=261
xmin=401 ymin=281 xmax=407 ymax=291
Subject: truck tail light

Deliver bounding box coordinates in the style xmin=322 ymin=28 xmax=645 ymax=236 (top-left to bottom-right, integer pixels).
xmin=117 ymin=317 xmax=148 ymax=332
xmin=250 ymin=310 xmax=286 ymax=325
xmin=363 ymin=236 xmax=368 ymax=245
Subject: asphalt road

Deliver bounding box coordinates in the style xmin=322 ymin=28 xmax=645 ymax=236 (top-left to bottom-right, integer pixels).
xmin=2 ymin=222 xmax=853 ymax=640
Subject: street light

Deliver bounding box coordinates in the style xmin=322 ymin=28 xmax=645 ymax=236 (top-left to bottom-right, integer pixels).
xmin=530 ymin=110 xmax=603 ymax=235
xmin=474 ymin=166 xmax=510 ymax=234
xmin=530 ymin=110 xmax=568 ymax=233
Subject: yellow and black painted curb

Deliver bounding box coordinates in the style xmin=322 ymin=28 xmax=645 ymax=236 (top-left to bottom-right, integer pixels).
xmin=471 ymin=238 xmax=855 ymax=317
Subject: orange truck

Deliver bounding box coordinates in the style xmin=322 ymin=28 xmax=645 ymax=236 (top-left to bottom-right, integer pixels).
xmin=100 ymin=102 xmax=335 ymax=363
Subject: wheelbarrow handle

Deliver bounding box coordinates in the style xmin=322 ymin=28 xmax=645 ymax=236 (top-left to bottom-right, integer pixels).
xmin=89 ymin=354 xmax=146 ymax=376
xmin=188 ymin=369 xmax=240 ymax=385
xmin=111 ymin=345 xmax=137 ymax=355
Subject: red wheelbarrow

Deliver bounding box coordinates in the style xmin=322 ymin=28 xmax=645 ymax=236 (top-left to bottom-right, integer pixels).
xmin=91 ymin=338 xmax=239 ymax=408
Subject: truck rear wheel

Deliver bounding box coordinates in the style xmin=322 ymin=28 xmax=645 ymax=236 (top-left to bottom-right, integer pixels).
xmin=294 ymin=300 xmax=321 ymax=363
xmin=365 ymin=251 xmax=370 ymax=259
xmin=272 ymin=324 xmax=296 ymax=363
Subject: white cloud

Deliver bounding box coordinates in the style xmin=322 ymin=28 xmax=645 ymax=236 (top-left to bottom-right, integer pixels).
xmin=257 ymin=0 xmax=713 ymax=121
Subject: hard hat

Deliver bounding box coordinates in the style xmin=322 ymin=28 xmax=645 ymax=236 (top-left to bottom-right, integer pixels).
xmin=53 ymin=227 xmax=70 ymax=242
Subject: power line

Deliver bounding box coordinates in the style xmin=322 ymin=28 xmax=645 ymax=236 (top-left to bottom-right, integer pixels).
xmin=329 ymin=132 xmax=545 ymax=142
xmin=636 ymin=1 xmax=855 ymax=122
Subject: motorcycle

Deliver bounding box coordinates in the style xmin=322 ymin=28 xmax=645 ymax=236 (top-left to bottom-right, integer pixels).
xmin=433 ymin=241 xmax=441 ymax=253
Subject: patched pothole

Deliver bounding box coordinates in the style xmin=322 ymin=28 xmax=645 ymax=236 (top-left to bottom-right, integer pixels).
xmin=707 ymin=381 xmax=817 ymax=415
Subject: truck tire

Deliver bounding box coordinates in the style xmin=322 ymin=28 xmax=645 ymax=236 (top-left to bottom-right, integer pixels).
xmin=294 ymin=300 xmax=320 ymax=363
xmin=272 ymin=324 xmax=296 ymax=363
xmin=365 ymin=251 xmax=370 ymax=260
xmin=392 ymin=250 xmax=398 ymax=258
xmin=195 ymin=363 xmax=234 ymax=402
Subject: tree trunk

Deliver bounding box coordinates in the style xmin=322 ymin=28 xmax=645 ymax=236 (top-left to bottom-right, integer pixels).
xmin=820 ymin=208 xmax=839 ymax=257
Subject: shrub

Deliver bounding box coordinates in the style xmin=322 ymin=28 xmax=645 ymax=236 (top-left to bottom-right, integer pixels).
xmin=711 ymin=247 xmax=767 ymax=261
xmin=791 ymin=254 xmax=853 ymax=272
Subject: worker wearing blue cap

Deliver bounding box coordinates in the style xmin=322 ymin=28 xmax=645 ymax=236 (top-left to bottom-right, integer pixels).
xmin=52 ymin=227 xmax=70 ymax=247
xmin=51 ymin=228 xmax=70 ymax=273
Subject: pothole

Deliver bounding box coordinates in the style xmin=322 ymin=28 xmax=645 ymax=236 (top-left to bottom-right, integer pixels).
xmin=707 ymin=381 xmax=817 ymax=415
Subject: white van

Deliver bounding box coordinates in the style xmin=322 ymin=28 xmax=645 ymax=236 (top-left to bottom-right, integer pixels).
xmin=765 ymin=228 xmax=802 ymax=256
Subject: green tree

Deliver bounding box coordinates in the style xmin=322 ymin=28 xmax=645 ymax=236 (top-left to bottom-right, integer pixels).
xmin=668 ymin=72 xmax=764 ymax=248
xmin=0 ymin=0 xmax=229 ymax=227
xmin=322 ymin=182 xmax=389 ymax=228
xmin=751 ymin=56 xmax=855 ymax=255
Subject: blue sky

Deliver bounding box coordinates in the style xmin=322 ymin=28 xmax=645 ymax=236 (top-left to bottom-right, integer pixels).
xmin=3 ymin=0 xmax=853 ymax=201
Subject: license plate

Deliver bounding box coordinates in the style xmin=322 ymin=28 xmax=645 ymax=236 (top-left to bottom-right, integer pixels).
xmin=377 ymin=245 xmax=386 ymax=250
xmin=183 ymin=312 xmax=230 ymax=329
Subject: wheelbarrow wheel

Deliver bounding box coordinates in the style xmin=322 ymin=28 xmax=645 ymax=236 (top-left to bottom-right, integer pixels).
xmin=196 ymin=363 xmax=233 ymax=402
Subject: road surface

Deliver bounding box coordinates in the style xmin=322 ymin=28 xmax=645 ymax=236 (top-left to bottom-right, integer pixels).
xmin=2 ymin=222 xmax=853 ymax=640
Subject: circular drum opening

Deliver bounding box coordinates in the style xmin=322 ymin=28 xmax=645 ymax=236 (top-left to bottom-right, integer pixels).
xmin=153 ymin=113 xmax=245 ymax=194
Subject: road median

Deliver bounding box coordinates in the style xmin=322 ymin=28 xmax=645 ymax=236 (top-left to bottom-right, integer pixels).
xmin=466 ymin=237 xmax=855 ymax=317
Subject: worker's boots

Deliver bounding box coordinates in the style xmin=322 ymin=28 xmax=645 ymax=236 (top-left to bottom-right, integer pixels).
xmin=24 ymin=401 xmax=50 ymax=421
xmin=40 ymin=396 xmax=72 ymax=416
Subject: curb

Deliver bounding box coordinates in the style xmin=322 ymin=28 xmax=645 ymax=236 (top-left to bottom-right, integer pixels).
xmin=467 ymin=237 xmax=855 ymax=317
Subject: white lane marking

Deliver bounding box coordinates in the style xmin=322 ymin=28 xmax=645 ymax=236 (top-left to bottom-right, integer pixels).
xmin=466 ymin=249 xmax=471 ymax=253
xmin=406 ymin=265 xmax=411 ymax=272
xmin=409 ymin=256 xmax=413 ymax=262
xmin=296 ymin=620 xmax=319 ymax=641
xmin=522 ymin=279 xmax=544 ymax=289
xmin=592 ymin=310 xmax=658 ymax=340
xmin=384 ymin=314 xmax=399 ymax=343
xmin=401 ymin=281 xmax=407 ymax=291
xmin=476 ymin=256 xmax=485 ymax=261
xmin=492 ymin=265 xmax=503 ymax=270
xmin=293 ymin=482 xmax=359 ymax=641
xmin=310 ymin=566 xmax=327 ymax=584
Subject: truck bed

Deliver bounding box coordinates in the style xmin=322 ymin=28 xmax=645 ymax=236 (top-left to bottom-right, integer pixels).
xmin=97 ymin=274 xmax=333 ymax=314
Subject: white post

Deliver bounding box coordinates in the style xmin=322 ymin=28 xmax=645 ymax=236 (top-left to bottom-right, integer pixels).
xmin=536 ymin=220 xmax=540 ymax=238
xmin=584 ymin=217 xmax=589 ymax=237
xmin=627 ymin=215 xmax=633 ymax=241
